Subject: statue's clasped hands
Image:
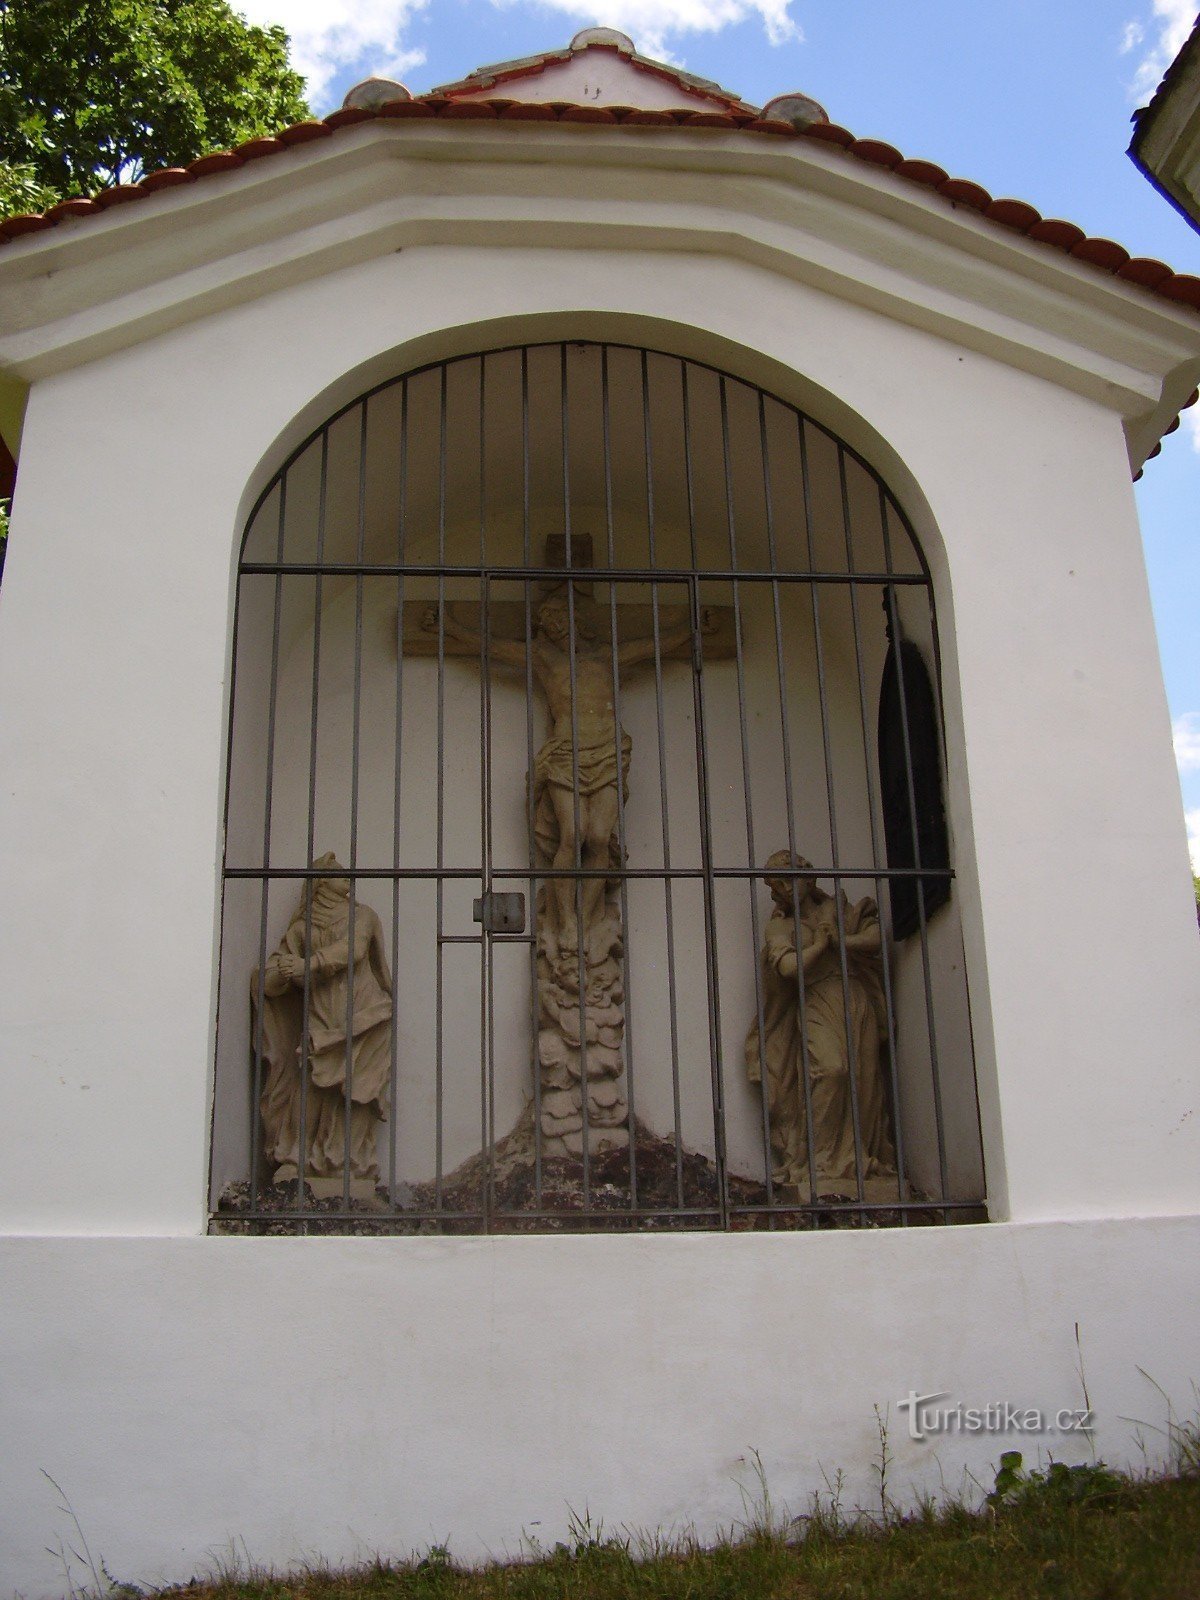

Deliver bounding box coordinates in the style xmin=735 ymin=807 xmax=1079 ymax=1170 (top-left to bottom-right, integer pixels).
xmin=275 ymin=952 xmax=304 ymax=985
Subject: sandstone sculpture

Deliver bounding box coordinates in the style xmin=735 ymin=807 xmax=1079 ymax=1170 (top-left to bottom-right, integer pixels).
xmin=425 ymin=583 xmax=706 ymax=1157
xmin=252 ymin=853 xmax=392 ymax=1195
xmin=745 ymin=850 xmax=897 ymax=1200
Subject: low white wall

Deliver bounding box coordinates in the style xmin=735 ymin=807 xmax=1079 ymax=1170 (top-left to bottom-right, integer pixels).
xmin=3 ymin=1214 xmax=1199 ymax=1597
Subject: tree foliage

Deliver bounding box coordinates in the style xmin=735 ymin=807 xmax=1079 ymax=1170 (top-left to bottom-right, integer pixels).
xmin=0 ymin=157 xmax=59 ymax=215
xmin=0 ymin=0 xmax=308 ymax=214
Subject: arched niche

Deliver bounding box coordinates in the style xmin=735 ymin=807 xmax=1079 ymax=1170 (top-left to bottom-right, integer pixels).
xmin=212 ymin=337 xmax=984 ymax=1232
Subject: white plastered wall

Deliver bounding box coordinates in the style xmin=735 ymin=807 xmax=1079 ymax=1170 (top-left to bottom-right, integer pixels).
xmin=1 ymin=243 xmax=1196 ymax=1229
xmin=0 ymin=239 xmax=1198 ymax=1594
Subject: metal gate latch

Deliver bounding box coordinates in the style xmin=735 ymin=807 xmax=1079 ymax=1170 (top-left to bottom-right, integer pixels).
xmin=472 ymin=892 xmax=526 ymax=933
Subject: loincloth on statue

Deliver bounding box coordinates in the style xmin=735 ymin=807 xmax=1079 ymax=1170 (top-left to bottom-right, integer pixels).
xmin=531 ymin=730 xmax=631 ymax=867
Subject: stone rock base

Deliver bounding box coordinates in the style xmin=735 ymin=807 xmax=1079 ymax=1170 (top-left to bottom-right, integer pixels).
xmin=273 ymin=1164 xmax=381 ymax=1202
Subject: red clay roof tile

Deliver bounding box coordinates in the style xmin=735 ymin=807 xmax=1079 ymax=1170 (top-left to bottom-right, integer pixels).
xmin=1071 ymin=237 xmax=1130 ymax=272
xmin=853 ymin=139 xmax=904 ymax=169
xmin=92 ymin=184 xmax=144 ymax=208
xmin=1118 ymin=256 xmax=1174 ymax=287
xmin=187 ymin=152 xmax=244 ymax=176
xmin=235 ymin=136 xmax=287 ymax=161
xmin=937 ymin=177 xmax=992 ymax=212
xmin=43 ymin=197 xmax=102 ymax=219
xmin=0 ymin=213 xmax=52 ymax=239
xmin=1161 ymin=275 xmax=1200 ymax=308
xmin=558 ymin=104 xmax=618 ymax=123
xmin=278 ymin=121 xmax=334 ymax=145
xmin=803 ymin=122 xmax=855 ymax=148
xmin=1026 ymin=217 xmax=1087 ymax=249
xmin=498 ymin=102 xmax=557 ymax=120
xmin=985 ymin=198 xmax=1040 ymax=232
xmin=137 ymin=167 xmax=195 ymax=192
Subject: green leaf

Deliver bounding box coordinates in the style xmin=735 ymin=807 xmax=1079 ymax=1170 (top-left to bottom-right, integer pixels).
xmin=0 ymin=0 xmax=309 ymax=202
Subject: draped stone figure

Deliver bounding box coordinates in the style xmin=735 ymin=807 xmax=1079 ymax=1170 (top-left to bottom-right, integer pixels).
xmin=252 ymin=853 xmax=392 ymax=1194
xmin=745 ymin=850 xmax=897 ymax=1199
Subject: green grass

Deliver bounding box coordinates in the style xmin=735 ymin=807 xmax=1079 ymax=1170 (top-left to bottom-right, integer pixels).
xmin=135 ymin=1465 xmax=1200 ymax=1600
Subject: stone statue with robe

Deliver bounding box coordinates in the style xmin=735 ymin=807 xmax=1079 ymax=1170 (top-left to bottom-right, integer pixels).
xmin=252 ymin=853 xmax=392 ymax=1194
xmin=745 ymin=850 xmax=897 ymax=1200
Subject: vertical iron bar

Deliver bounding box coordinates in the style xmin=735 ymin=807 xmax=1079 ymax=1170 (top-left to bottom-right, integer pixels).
xmin=721 ymin=374 xmax=792 ymax=1224
xmin=601 ymin=346 xmax=641 ymax=1211
xmin=641 ymin=350 xmax=686 ymax=1212
xmin=521 ymin=350 xmax=543 ymax=1209
xmin=560 ymin=343 xmax=592 ymax=1207
xmin=879 ymin=485 xmax=950 ymax=1216
xmin=388 ymin=379 xmax=410 ymax=1207
xmin=758 ymin=389 xmax=817 ymax=1214
xmin=342 ymin=399 xmax=369 ymax=1210
xmin=838 ymin=447 xmax=908 ymax=1215
xmin=777 ymin=420 xmax=822 ymax=1208
xmin=434 ymin=363 xmax=447 ymax=1211
xmin=798 ymin=416 xmax=867 ymax=1212
xmin=479 ymin=357 xmax=495 ymax=1231
xmin=681 ymin=360 xmax=727 ymax=1221
xmin=720 ymin=375 xmax=776 ymax=1215
xmin=249 ymin=475 xmax=289 ymax=1207
xmin=481 ymin=568 xmax=494 ymax=1229
xmin=297 ymin=428 xmax=331 ymax=1218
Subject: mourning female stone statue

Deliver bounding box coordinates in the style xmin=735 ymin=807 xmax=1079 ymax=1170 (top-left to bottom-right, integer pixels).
xmin=252 ymin=854 xmax=392 ymax=1195
xmin=745 ymin=851 xmax=897 ymax=1200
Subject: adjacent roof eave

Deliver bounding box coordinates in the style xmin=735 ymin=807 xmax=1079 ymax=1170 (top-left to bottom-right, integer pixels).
xmin=1129 ymin=18 xmax=1200 ymax=237
xmin=0 ymin=113 xmax=1197 ymax=472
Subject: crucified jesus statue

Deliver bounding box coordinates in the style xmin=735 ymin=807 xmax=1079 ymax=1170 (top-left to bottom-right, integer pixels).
xmin=420 ymin=580 xmax=716 ymax=1158
xmin=422 ymin=588 xmax=713 ymax=954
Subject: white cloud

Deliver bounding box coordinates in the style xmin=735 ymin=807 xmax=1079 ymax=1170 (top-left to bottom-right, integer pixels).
xmin=1127 ymin=0 xmax=1197 ymax=99
xmin=237 ymin=0 xmax=800 ymax=107
xmin=238 ymin=0 xmax=429 ymax=105
xmin=1174 ymin=712 xmax=1200 ymax=771
xmin=490 ymin=0 xmax=801 ymax=65
xmin=1186 ymin=404 xmax=1200 ymax=454
xmin=1186 ymin=807 xmax=1200 ymax=873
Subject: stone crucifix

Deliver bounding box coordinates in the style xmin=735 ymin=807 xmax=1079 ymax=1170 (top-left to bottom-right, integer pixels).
xmin=408 ymin=541 xmax=729 ymax=1157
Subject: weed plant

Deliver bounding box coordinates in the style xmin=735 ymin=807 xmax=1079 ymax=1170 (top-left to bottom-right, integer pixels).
xmin=58 ymin=1447 xmax=1199 ymax=1600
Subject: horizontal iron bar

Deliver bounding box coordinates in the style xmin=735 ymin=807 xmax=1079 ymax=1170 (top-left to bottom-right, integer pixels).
xmin=219 ymin=1198 xmax=981 ymax=1223
xmin=225 ymin=865 xmax=956 ymax=881
xmin=726 ymin=1199 xmax=985 ymax=1213
xmin=239 ymin=562 xmax=929 ymax=585
xmin=221 ymin=1206 xmax=727 ymax=1223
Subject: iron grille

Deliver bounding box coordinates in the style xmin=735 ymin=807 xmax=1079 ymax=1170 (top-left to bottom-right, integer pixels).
xmin=211 ymin=342 xmax=985 ymax=1233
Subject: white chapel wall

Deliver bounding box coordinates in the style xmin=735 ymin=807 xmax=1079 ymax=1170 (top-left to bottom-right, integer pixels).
xmin=0 ymin=242 xmax=1198 ymax=1233
xmin=2 ymin=209 xmax=1200 ymax=1597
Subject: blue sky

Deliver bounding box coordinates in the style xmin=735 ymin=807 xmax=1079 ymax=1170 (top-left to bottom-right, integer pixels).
xmin=242 ymin=0 xmax=1200 ymax=868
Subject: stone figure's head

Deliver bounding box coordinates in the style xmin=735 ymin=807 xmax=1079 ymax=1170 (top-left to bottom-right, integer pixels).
xmin=763 ymin=849 xmax=818 ymax=910
xmin=308 ymin=851 xmax=351 ymax=908
xmin=537 ymin=589 xmax=600 ymax=645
